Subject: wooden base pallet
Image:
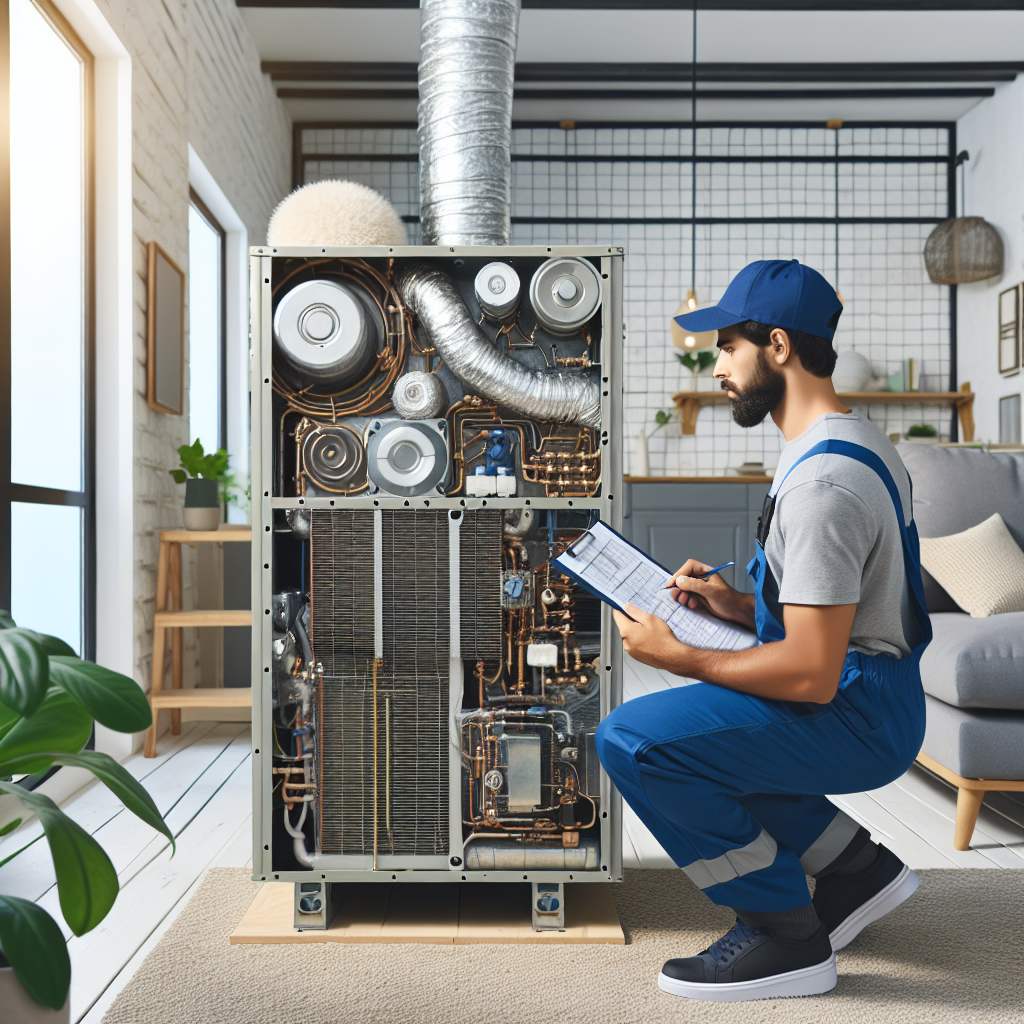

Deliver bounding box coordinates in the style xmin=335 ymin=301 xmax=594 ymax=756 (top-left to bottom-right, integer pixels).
xmin=231 ymin=881 xmax=624 ymax=945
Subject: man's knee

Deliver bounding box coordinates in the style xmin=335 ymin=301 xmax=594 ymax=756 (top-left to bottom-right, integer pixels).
xmin=595 ymin=704 xmax=642 ymax=783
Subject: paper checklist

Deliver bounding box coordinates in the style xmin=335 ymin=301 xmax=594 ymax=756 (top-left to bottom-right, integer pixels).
xmin=553 ymin=521 xmax=759 ymax=653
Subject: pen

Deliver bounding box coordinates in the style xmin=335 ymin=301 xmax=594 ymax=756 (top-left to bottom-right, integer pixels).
xmin=662 ymin=561 xmax=736 ymax=588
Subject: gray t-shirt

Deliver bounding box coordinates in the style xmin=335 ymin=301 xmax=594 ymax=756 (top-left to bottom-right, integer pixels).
xmin=766 ymin=412 xmax=916 ymax=658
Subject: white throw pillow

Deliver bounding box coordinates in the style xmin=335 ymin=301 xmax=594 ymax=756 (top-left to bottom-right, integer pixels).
xmin=919 ymin=513 xmax=1024 ymax=618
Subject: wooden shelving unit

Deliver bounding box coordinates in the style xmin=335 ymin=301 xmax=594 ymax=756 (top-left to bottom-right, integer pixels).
xmin=144 ymin=526 xmax=253 ymax=757
xmin=672 ymin=381 xmax=976 ymax=440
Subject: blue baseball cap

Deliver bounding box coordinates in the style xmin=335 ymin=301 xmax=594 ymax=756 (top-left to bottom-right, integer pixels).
xmin=674 ymin=259 xmax=843 ymax=342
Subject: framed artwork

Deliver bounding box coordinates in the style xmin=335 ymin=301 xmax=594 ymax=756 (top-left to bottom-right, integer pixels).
xmin=1000 ymin=394 xmax=1021 ymax=446
xmin=998 ymin=283 xmax=1022 ymax=377
xmin=147 ymin=240 xmax=185 ymax=414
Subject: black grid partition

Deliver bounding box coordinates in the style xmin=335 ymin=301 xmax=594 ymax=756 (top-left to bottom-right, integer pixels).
xmin=299 ymin=124 xmax=953 ymax=475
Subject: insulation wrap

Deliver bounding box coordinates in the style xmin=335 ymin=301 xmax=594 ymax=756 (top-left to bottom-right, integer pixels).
xmin=396 ymin=263 xmax=602 ymax=428
xmin=417 ymin=0 xmax=521 ymax=245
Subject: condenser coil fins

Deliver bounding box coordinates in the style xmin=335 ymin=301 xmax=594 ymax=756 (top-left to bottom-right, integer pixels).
xmin=309 ymin=510 xmax=375 ymax=674
xmin=381 ymin=510 xmax=450 ymax=673
xmin=314 ymin=509 xmax=450 ymax=859
xmin=459 ymin=510 xmax=502 ymax=660
xmin=317 ymin=670 xmax=448 ymax=857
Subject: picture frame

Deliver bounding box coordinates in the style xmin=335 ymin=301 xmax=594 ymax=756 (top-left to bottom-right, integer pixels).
xmin=997 ymin=283 xmax=1022 ymax=378
xmin=147 ymin=240 xmax=185 ymax=414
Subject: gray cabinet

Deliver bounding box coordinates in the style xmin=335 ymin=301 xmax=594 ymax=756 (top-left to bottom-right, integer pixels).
xmin=623 ymin=482 xmax=771 ymax=594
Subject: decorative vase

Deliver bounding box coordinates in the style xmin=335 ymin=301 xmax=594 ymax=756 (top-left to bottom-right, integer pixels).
xmin=183 ymin=478 xmax=220 ymax=531
xmin=832 ymin=350 xmax=872 ymax=392
xmin=633 ymin=431 xmax=650 ymax=477
xmin=0 ymin=964 xmax=70 ymax=1024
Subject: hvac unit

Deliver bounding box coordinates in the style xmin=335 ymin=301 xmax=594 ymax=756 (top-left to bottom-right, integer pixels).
xmin=250 ymin=245 xmax=624 ymax=929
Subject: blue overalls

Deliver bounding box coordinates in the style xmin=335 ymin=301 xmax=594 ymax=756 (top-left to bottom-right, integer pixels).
xmin=597 ymin=441 xmax=931 ymax=911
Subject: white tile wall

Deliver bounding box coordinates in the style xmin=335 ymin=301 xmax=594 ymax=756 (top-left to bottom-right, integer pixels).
xmin=303 ymin=126 xmax=953 ymax=476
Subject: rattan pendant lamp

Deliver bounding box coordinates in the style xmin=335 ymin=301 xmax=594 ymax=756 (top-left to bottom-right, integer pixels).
xmin=924 ymin=150 xmax=1003 ymax=284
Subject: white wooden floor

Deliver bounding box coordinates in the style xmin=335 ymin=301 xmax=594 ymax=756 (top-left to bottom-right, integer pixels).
xmin=0 ymin=660 xmax=1021 ymax=1023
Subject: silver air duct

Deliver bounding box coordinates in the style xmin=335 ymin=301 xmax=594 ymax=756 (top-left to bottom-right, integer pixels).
xmin=417 ymin=0 xmax=520 ymax=245
xmin=396 ymin=264 xmax=602 ymax=428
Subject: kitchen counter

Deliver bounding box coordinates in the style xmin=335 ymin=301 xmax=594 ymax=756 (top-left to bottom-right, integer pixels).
xmin=624 ymin=475 xmax=773 ymax=484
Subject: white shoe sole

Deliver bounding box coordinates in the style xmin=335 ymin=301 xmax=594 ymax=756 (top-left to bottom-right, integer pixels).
xmin=657 ymin=954 xmax=837 ymax=1002
xmin=829 ymin=864 xmax=919 ymax=951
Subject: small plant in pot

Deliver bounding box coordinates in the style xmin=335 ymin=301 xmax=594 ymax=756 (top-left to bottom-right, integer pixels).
xmin=676 ymin=348 xmax=717 ymax=390
xmin=170 ymin=439 xmax=232 ymax=531
xmin=0 ymin=613 xmax=173 ymax=1021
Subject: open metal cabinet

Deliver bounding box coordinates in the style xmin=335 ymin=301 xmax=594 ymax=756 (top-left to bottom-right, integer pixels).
xmin=249 ymin=245 xmax=623 ymax=930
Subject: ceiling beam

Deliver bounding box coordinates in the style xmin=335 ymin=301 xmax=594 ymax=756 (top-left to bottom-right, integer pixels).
xmin=277 ymin=85 xmax=995 ymax=100
xmin=240 ymin=1 xmax=1024 ymax=8
xmin=263 ymin=61 xmax=1024 ymax=84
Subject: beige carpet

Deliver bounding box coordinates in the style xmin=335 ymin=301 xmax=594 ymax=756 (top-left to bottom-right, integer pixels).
xmin=102 ymin=867 xmax=1022 ymax=1024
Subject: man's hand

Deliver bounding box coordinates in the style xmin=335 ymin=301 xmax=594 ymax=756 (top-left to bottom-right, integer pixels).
xmin=612 ymin=603 xmax=697 ymax=673
xmin=668 ymin=559 xmax=756 ymax=630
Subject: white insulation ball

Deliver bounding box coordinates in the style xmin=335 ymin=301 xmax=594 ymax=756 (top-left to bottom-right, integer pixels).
xmin=267 ymin=180 xmax=408 ymax=247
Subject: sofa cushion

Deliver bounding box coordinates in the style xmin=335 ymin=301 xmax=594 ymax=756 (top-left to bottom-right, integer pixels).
xmin=919 ymin=514 xmax=1024 ymax=617
xmin=922 ymin=694 xmax=1024 ymax=781
xmin=921 ymin=612 xmax=1024 ymax=709
xmin=896 ymin=444 xmax=1024 ymax=613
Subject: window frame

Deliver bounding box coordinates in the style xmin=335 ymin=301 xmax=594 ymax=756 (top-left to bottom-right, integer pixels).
xmin=0 ymin=0 xmax=95 ymax=659
xmin=188 ymin=186 xmax=228 ymax=453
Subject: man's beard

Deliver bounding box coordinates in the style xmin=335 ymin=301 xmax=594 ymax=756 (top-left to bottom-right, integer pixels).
xmin=723 ymin=349 xmax=786 ymax=428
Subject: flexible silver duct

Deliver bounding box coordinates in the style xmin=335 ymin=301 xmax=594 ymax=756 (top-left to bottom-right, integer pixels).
xmin=396 ymin=264 xmax=601 ymax=428
xmin=417 ymin=0 xmax=520 ymax=245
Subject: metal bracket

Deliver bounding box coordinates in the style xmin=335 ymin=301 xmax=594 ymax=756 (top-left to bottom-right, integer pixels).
xmin=531 ymin=881 xmax=565 ymax=931
xmin=293 ymin=881 xmax=338 ymax=930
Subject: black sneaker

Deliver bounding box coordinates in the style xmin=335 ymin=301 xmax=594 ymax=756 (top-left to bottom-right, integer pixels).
xmin=813 ymin=844 xmax=919 ymax=951
xmin=658 ymin=920 xmax=837 ymax=1002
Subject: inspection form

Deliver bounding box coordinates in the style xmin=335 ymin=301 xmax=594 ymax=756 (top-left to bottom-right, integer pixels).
xmin=554 ymin=522 xmax=759 ymax=652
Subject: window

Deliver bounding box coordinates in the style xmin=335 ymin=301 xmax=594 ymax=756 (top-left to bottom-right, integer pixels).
xmin=188 ymin=189 xmax=226 ymax=454
xmin=3 ymin=0 xmax=93 ymax=656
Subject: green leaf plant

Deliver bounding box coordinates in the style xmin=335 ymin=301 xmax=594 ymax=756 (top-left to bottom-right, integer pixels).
xmin=0 ymin=615 xmax=173 ymax=1010
xmin=169 ymin=438 xmax=243 ymax=515
xmin=647 ymin=409 xmax=673 ymax=439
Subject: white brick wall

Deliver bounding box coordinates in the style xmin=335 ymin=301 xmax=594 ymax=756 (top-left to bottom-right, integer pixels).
xmin=94 ymin=0 xmax=290 ymax=693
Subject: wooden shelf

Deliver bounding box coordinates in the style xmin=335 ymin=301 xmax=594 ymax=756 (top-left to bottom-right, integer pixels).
xmin=161 ymin=526 xmax=252 ymax=544
xmin=154 ymin=609 xmax=252 ymax=628
xmin=671 ymin=383 xmax=976 ymax=439
xmin=146 ymin=526 xmax=255 ymax=757
xmin=151 ymin=689 xmax=252 ymax=710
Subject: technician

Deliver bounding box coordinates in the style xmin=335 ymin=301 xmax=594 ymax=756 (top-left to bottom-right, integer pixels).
xmin=597 ymin=259 xmax=931 ymax=1002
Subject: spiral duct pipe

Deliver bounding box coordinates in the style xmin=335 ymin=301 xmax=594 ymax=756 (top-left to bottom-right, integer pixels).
xmin=417 ymin=0 xmax=520 ymax=245
xmin=396 ymin=264 xmax=601 ymax=428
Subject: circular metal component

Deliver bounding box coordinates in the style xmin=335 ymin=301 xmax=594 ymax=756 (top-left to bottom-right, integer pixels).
xmin=529 ymin=257 xmax=602 ymax=336
xmin=484 ymin=770 xmax=504 ymax=791
xmin=540 ymin=588 xmax=556 ymax=606
xmin=366 ymin=419 xmax=448 ymax=497
xmin=392 ymin=371 xmax=447 ymax=419
xmin=474 ymin=261 xmax=521 ymax=322
xmin=273 ymin=279 xmax=379 ymax=386
xmin=301 ymin=424 xmax=365 ymax=493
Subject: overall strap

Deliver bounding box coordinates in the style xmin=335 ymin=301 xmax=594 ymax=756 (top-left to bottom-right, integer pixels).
xmin=772 ymin=439 xmax=931 ymax=645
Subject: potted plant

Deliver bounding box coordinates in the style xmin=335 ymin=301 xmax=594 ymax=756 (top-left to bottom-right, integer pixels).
xmin=170 ymin=439 xmax=233 ymax=531
xmin=634 ymin=409 xmax=673 ymax=477
xmin=676 ymin=349 xmax=717 ymax=391
xmin=905 ymin=424 xmax=940 ymax=444
xmin=0 ymin=614 xmax=173 ymax=1021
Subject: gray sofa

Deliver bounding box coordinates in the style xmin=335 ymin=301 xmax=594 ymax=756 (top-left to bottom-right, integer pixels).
xmin=897 ymin=443 xmax=1024 ymax=849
